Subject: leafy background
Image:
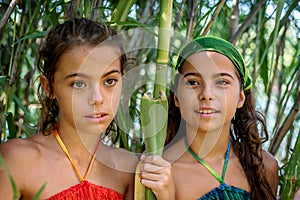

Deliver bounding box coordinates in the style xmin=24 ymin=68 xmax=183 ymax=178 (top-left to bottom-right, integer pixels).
xmin=0 ymin=0 xmax=299 ymax=199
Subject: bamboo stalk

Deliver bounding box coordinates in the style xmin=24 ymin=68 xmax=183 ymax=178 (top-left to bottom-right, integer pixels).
xmin=280 ymin=131 xmax=300 ymax=199
xmin=269 ymin=93 xmax=300 ymax=154
xmin=201 ymin=0 xmax=225 ymax=36
xmin=0 ymin=0 xmax=17 ymax=42
xmin=138 ymin=0 xmax=173 ymax=199
xmin=153 ymin=0 xmax=173 ymax=98
xmin=111 ymin=0 xmax=137 ymax=28
xmin=230 ymin=0 xmax=267 ymax=44
xmin=141 ymin=92 xmax=168 ymax=199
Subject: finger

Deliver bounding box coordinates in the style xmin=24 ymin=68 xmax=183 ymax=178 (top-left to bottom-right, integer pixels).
xmin=140 ymin=160 xmax=170 ymax=173
xmin=140 ymin=165 xmax=172 ymax=181
xmin=142 ymin=155 xmax=170 ymax=167
xmin=140 ymin=171 xmax=162 ymax=181
xmin=140 ymin=178 xmax=170 ymax=192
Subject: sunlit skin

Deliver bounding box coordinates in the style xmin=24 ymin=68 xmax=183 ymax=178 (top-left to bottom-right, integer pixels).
xmin=0 ymin=45 xmax=137 ymax=199
xmin=174 ymin=51 xmax=245 ymax=158
xmin=163 ymin=51 xmax=278 ymax=199
xmin=48 ymin=45 xmax=123 ymax=147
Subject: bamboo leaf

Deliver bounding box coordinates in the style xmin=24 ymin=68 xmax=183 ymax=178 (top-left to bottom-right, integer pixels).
xmin=0 ymin=75 xmax=8 ymax=86
xmin=140 ymin=91 xmax=168 ymax=200
xmin=280 ymin=131 xmax=300 ymax=199
xmin=141 ymin=92 xmax=168 ymax=156
xmin=6 ymin=112 xmax=18 ymax=139
xmin=14 ymin=31 xmax=47 ymax=45
xmin=259 ymin=38 xmax=269 ymax=91
xmin=266 ymin=0 xmax=284 ymax=92
xmin=32 ymin=183 xmax=46 ymax=200
xmin=11 ymin=94 xmax=35 ymax=123
xmin=107 ymin=19 xmax=157 ymax=35
xmin=0 ymin=154 xmax=18 ymax=199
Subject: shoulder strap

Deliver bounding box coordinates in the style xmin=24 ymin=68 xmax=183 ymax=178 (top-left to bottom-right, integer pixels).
xmin=184 ymin=138 xmax=231 ymax=184
xmin=53 ymin=124 xmax=101 ymax=181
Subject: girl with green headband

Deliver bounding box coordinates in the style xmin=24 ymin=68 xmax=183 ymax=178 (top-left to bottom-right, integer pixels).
xmin=163 ymin=36 xmax=278 ymax=200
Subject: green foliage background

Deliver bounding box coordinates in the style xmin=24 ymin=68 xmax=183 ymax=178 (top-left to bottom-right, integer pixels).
xmin=0 ymin=0 xmax=299 ymax=199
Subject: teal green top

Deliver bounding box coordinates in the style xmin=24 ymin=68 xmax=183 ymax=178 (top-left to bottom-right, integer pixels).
xmin=184 ymin=138 xmax=251 ymax=200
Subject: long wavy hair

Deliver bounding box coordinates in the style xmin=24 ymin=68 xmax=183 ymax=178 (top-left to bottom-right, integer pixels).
xmin=37 ymin=17 xmax=127 ymax=142
xmin=166 ymin=62 xmax=275 ymax=200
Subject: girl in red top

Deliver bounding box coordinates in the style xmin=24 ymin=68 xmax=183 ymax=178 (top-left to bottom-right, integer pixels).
xmin=0 ymin=17 xmax=138 ymax=200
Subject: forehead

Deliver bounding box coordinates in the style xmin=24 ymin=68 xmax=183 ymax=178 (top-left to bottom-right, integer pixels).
xmin=57 ymin=44 xmax=121 ymax=76
xmin=181 ymin=51 xmax=237 ymax=75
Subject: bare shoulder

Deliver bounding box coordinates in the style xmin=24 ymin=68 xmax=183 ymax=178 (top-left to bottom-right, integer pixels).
xmin=0 ymin=135 xmax=46 ymax=199
xmin=262 ymin=150 xmax=278 ymax=174
xmin=98 ymin=144 xmax=138 ymax=173
xmin=0 ymin=133 xmax=52 ymax=174
xmin=0 ymin=137 xmax=40 ymax=164
xmin=262 ymin=150 xmax=278 ymax=195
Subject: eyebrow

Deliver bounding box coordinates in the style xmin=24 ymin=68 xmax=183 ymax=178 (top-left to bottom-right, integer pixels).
xmin=65 ymin=73 xmax=88 ymax=80
xmin=183 ymin=72 xmax=235 ymax=80
xmin=64 ymin=69 xmax=121 ymax=80
xmin=102 ymin=69 xmax=122 ymax=77
xmin=183 ymin=72 xmax=201 ymax=78
xmin=213 ymin=72 xmax=235 ymax=80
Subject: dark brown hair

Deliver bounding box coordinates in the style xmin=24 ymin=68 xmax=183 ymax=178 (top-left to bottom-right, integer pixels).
xmin=37 ymin=17 xmax=126 ymax=139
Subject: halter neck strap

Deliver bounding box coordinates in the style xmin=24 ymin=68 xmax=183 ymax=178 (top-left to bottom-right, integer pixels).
xmin=53 ymin=124 xmax=101 ymax=182
xmin=184 ymin=138 xmax=231 ymax=184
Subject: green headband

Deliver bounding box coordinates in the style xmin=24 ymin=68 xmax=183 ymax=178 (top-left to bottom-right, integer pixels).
xmin=176 ymin=36 xmax=252 ymax=90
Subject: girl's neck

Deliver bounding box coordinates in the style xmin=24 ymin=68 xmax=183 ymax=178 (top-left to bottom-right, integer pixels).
xmin=185 ymin=126 xmax=231 ymax=159
xmin=55 ymin=122 xmax=101 ymax=157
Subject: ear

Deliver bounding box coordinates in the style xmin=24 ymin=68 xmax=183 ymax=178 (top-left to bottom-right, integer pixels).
xmin=237 ymin=90 xmax=246 ymax=108
xmin=40 ymin=75 xmax=53 ymax=98
xmin=174 ymin=93 xmax=180 ymax=107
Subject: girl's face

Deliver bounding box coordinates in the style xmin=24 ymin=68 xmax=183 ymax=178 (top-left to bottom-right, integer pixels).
xmin=175 ymin=51 xmax=245 ymax=133
xmin=42 ymin=44 xmax=122 ymax=134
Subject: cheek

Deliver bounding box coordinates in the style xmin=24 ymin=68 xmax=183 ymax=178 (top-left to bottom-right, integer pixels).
xmin=176 ymin=87 xmax=198 ymax=106
xmin=110 ymin=85 xmax=122 ymax=112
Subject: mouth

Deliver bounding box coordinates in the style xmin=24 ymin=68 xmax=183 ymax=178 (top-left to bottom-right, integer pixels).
xmin=86 ymin=112 xmax=108 ymax=120
xmin=90 ymin=114 xmax=106 ymax=118
xmin=196 ymin=109 xmax=219 ymax=114
xmin=195 ymin=108 xmax=219 ymax=115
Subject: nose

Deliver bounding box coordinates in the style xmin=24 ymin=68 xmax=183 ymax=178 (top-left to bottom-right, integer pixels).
xmin=199 ymin=83 xmax=214 ymax=101
xmin=89 ymin=85 xmax=104 ymax=105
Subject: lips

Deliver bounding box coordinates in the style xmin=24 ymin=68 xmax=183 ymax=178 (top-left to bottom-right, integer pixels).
xmin=87 ymin=111 xmax=107 ymax=117
xmin=198 ymin=109 xmax=218 ymax=114
xmin=90 ymin=113 xmax=105 ymax=118
xmin=195 ymin=106 xmax=219 ymax=115
xmin=86 ymin=112 xmax=108 ymax=122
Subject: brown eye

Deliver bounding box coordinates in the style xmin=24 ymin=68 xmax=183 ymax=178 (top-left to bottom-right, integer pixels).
xmin=186 ymin=80 xmax=200 ymax=88
xmin=104 ymin=78 xmax=118 ymax=86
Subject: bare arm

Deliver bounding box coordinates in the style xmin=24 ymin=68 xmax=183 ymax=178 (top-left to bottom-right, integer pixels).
xmin=0 ymin=142 xmax=21 ymax=200
xmin=124 ymin=172 xmax=135 ymax=200
xmin=263 ymin=151 xmax=279 ymax=197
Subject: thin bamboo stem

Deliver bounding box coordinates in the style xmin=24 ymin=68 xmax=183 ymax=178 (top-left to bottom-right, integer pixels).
xmin=111 ymin=0 xmax=137 ymax=26
xmin=201 ymin=0 xmax=225 ymax=36
xmin=0 ymin=0 xmax=17 ymax=42
xmin=153 ymin=0 xmax=173 ymax=98
xmin=230 ymin=0 xmax=267 ymax=44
